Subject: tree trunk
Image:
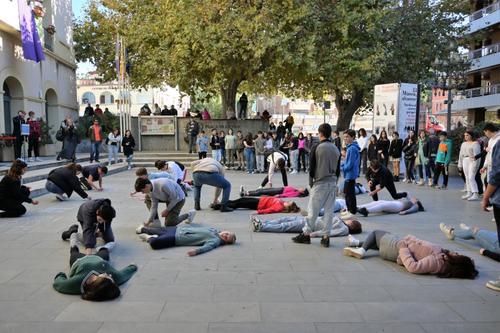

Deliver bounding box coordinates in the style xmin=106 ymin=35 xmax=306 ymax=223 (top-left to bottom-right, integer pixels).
xmin=334 ymin=89 xmax=365 ymax=131
xmin=220 ymin=79 xmax=240 ymax=119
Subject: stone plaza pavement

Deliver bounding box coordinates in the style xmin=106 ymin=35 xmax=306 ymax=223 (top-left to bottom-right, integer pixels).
xmin=0 ymin=169 xmax=498 ymax=333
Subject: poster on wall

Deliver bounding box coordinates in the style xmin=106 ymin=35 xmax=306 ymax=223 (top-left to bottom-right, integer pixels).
xmin=140 ymin=116 xmax=175 ymax=135
xmin=397 ymin=83 xmax=418 ymax=139
xmin=373 ymin=83 xmax=399 ymax=136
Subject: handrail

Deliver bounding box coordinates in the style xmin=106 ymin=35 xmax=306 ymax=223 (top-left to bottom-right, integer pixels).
xmin=455 ymin=83 xmax=500 ymax=98
xmin=469 ymin=41 xmax=500 ymax=59
xmin=470 ymin=2 xmax=500 ymax=22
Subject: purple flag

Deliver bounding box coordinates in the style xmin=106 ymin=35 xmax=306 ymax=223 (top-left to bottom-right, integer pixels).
xmin=18 ymin=0 xmax=45 ymax=62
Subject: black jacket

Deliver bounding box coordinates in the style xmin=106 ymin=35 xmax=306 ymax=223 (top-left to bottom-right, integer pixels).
xmin=367 ymin=143 xmax=378 ymax=161
xmin=0 ymin=176 xmax=32 ymax=203
xmin=389 ymin=139 xmax=403 ymax=158
xmin=122 ymin=136 xmax=135 ymax=156
xmin=12 ymin=116 xmax=25 ymax=138
xmin=77 ymin=199 xmax=113 ymax=249
xmin=428 ymin=136 xmax=440 ymax=157
xmin=366 ymin=164 xmax=393 ymax=189
xmin=210 ymin=135 xmax=221 ymax=150
xmin=47 ymin=167 xmax=88 ymax=199
xmin=376 ymin=139 xmax=390 ymax=158
xmin=403 ymin=142 xmax=417 ymax=160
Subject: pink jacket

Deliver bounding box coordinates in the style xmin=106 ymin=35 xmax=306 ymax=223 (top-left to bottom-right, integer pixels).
xmin=276 ymin=186 xmax=301 ymax=198
xmin=396 ymin=235 xmax=446 ymax=275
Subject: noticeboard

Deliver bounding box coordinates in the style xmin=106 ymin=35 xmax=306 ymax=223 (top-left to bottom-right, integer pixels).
xmin=139 ymin=116 xmax=175 ymax=135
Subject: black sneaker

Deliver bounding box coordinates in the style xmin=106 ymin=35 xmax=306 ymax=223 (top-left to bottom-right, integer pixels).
xmin=357 ymin=207 xmax=368 ymax=217
xmin=61 ymin=224 xmax=79 ymax=241
xmin=292 ymin=233 xmax=311 ymax=244
xmin=194 ymin=201 xmax=201 ymax=211
xmin=320 ymin=235 xmax=330 ymax=248
xmin=220 ymin=205 xmax=233 ymax=212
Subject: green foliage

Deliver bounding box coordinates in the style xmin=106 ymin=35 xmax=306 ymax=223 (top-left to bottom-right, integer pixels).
xmin=39 ymin=119 xmax=54 ymax=145
xmin=76 ymin=113 xmax=120 ymax=140
xmin=449 ymin=122 xmax=487 ymax=162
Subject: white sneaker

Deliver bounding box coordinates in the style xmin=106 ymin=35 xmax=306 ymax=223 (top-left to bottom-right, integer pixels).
xmin=345 ymin=235 xmax=360 ymax=247
xmin=428 ymin=179 xmax=433 ymax=186
xmin=127 ymin=166 xmax=132 ymax=170
xmin=439 ymin=223 xmax=455 ymax=240
xmin=290 ymin=170 xmax=298 ymax=175
xmin=139 ymin=233 xmax=157 ymax=242
xmin=55 ymin=194 xmax=67 ymax=201
xmin=343 ymin=247 xmax=366 ymax=259
xmin=461 ymin=192 xmax=471 ymax=200
xmin=187 ymin=209 xmax=196 ymax=224
xmin=28 ymin=157 xmax=34 ymax=162
xmin=417 ymin=180 xmax=425 ymax=186
xmin=35 ymin=157 xmax=42 ymax=162
xmin=135 ymin=225 xmax=144 ymax=234
xmin=459 ymin=223 xmax=470 ymax=231
xmin=467 ymin=193 xmax=479 ymax=201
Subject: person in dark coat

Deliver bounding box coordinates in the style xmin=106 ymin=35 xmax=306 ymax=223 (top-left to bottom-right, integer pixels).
xmin=376 ymin=130 xmax=390 ymax=167
xmin=367 ymin=135 xmax=378 ymax=163
xmin=12 ymin=110 xmax=26 ymax=159
xmin=389 ymin=131 xmax=403 ymax=181
xmin=57 ymin=117 xmax=79 ymax=162
xmin=0 ymin=160 xmax=38 ymax=217
xmin=122 ymin=130 xmax=136 ymax=170
xmin=46 ymin=163 xmax=89 ymax=201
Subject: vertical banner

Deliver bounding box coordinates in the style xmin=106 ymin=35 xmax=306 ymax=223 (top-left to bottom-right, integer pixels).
xmin=397 ymin=83 xmax=418 ymax=138
xmin=373 ymin=83 xmax=399 ymax=136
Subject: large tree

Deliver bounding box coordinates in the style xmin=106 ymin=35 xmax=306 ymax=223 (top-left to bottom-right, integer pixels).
xmin=74 ymin=0 xmax=313 ymax=118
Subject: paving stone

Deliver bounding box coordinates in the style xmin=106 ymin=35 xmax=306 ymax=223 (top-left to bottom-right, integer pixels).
xmin=97 ymin=322 xmax=208 ymax=333
xmin=260 ymin=302 xmax=362 ymax=322
xmin=354 ymin=302 xmax=464 ymax=322
xmin=158 ymin=302 xmax=260 ymax=322
xmin=446 ymin=301 xmax=500 ymax=322
xmin=315 ymin=323 xmax=426 ymax=333
xmin=208 ymin=322 xmax=316 ymax=333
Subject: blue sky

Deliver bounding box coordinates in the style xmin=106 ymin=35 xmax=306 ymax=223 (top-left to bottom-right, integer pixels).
xmin=73 ymin=0 xmax=95 ymax=75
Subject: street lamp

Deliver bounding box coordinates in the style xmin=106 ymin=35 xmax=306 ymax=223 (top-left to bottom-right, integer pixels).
xmin=432 ymin=48 xmax=467 ymax=131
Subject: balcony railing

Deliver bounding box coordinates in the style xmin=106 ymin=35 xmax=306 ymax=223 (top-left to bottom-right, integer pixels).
xmin=455 ymin=83 xmax=500 ymax=99
xmin=469 ymin=42 xmax=500 ymax=59
xmin=470 ymin=2 xmax=500 ymax=22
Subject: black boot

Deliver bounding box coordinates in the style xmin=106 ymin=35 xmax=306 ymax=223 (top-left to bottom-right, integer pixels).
xmin=61 ymin=224 xmax=79 ymax=241
xmin=320 ymin=235 xmax=330 ymax=248
xmin=292 ymin=233 xmax=311 ymax=244
xmin=357 ymin=207 xmax=368 ymax=217
xmin=194 ymin=201 xmax=201 ymax=211
xmin=220 ymin=204 xmax=233 ymax=212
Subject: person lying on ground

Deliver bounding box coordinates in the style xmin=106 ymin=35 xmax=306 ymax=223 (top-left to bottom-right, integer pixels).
xmin=343 ymin=230 xmax=478 ymax=279
xmin=80 ymin=164 xmax=108 ymax=191
xmin=53 ymin=231 xmax=136 ymax=301
xmin=46 ymin=163 xmax=90 ymax=201
xmin=355 ymin=197 xmax=424 ymax=217
xmin=239 ymin=185 xmax=308 ymax=198
xmin=61 ymin=199 xmax=116 ymax=255
xmin=211 ymin=196 xmax=300 ymax=214
xmin=251 ymin=214 xmax=362 ymax=237
xmin=134 ymin=178 xmax=196 ymax=227
xmin=440 ymin=223 xmax=500 ymax=262
xmin=136 ymin=225 xmax=236 ymax=255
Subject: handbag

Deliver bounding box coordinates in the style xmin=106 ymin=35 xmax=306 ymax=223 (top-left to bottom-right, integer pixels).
xmin=55 ymin=128 xmax=64 ymax=142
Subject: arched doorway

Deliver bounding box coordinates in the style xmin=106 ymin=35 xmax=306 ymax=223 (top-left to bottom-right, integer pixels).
xmin=2 ymin=77 xmax=24 ymax=135
xmin=45 ymin=89 xmax=58 ymax=132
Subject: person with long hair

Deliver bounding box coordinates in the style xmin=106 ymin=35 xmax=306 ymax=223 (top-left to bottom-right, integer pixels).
xmin=367 ymin=134 xmax=378 ymax=164
xmin=239 ymin=185 xmax=308 ymax=198
xmin=225 ymin=128 xmax=237 ymax=168
xmin=243 ymin=132 xmax=255 ymax=174
xmin=122 ymin=130 xmax=135 ymax=170
xmin=356 ymin=197 xmax=424 ymax=217
xmin=297 ymin=132 xmax=307 ymax=172
xmin=236 ymin=130 xmax=246 ymax=170
xmin=458 ymin=130 xmax=481 ymax=201
xmin=389 ymin=131 xmax=403 ymax=181
xmin=0 ymin=160 xmax=38 ymax=217
xmin=251 ymin=215 xmax=362 ymax=237
xmin=211 ymin=196 xmax=300 ymax=214
xmin=46 ymin=163 xmax=89 ymax=201
xmin=402 ymin=135 xmax=417 ymax=183
xmin=357 ymin=128 xmax=369 ymax=174
xmin=377 ymin=130 xmax=390 ymax=166
xmin=416 ymin=130 xmax=430 ymax=185
xmin=107 ymin=128 xmax=122 ymax=165
xmin=53 ymin=228 xmax=137 ymax=301
xmin=57 ymin=116 xmax=79 ymax=162
xmin=343 ymin=230 xmax=478 ymax=279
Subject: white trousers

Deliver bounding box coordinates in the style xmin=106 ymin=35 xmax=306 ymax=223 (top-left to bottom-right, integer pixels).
xmin=463 ymin=158 xmax=479 ymax=193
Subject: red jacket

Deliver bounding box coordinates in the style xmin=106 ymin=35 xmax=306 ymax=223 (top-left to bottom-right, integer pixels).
xmin=257 ymin=196 xmax=285 ymax=214
xmin=27 ymin=118 xmax=41 ymax=138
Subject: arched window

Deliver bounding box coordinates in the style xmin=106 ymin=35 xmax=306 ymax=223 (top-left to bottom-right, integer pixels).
xmin=82 ymin=92 xmax=96 ymax=105
xmin=99 ymin=92 xmax=115 ymax=104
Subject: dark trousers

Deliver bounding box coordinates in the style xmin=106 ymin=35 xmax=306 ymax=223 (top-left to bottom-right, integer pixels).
xmin=188 ymin=136 xmax=196 ymax=153
xmin=198 ymin=151 xmax=207 ymax=159
xmin=344 ymin=179 xmax=357 ymax=214
xmin=69 ymin=246 xmax=109 ymax=266
xmin=246 ymin=187 xmax=284 ymax=197
xmin=0 ymin=199 xmax=27 ymax=217
xmin=433 ymin=162 xmax=448 ymax=187
xmin=405 ymin=158 xmax=415 ymax=181
xmin=494 ymin=205 xmax=500 ymax=245
xmin=28 ymin=137 xmax=39 ymax=158
xmin=360 ymin=149 xmax=368 ymax=174
xmin=261 ymin=168 xmax=288 ymax=187
xmin=475 ymin=169 xmax=484 ymax=195
xmin=360 ymin=230 xmax=389 ymax=251
xmin=298 ymin=148 xmax=306 ymax=171
xmin=14 ymin=137 xmax=23 ymax=159
xmin=370 ymin=179 xmax=407 ymax=201
xmin=226 ymin=197 xmax=259 ymax=210
xmin=144 ymin=226 xmax=177 ymax=250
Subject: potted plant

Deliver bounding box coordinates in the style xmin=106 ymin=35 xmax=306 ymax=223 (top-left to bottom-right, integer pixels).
xmin=0 ymin=134 xmax=15 ymax=162
xmin=39 ymin=119 xmax=58 ymax=156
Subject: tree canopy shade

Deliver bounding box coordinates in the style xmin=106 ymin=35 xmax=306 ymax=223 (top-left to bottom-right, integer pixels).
xmin=74 ymin=0 xmax=467 ymax=127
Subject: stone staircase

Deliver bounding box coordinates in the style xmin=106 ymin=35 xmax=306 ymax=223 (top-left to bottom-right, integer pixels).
xmin=0 ymin=151 xmax=199 ymax=198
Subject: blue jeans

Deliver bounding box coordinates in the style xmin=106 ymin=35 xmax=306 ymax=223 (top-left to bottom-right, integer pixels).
xmin=91 ymin=141 xmax=102 ymax=161
xmin=260 ymin=216 xmax=305 ymax=233
xmin=244 ymin=148 xmax=254 ymax=172
xmin=45 ymin=180 xmax=64 ymax=195
xmin=303 ymin=181 xmax=336 ymax=236
xmin=454 ymin=228 xmax=500 ymax=254
xmin=192 ymin=171 xmax=231 ymax=205
xmin=290 ymin=149 xmax=299 ymax=171
xmin=108 ymin=144 xmax=119 ymax=164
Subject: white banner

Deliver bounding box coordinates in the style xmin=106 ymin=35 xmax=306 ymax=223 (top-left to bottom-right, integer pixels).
xmin=398 ymin=83 xmax=418 ymax=139
xmin=373 ymin=83 xmax=399 ymax=136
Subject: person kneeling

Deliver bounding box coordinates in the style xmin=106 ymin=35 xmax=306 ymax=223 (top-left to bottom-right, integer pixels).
xmin=136 ymin=225 xmax=236 ymax=256
xmin=343 ymin=230 xmax=478 ymax=279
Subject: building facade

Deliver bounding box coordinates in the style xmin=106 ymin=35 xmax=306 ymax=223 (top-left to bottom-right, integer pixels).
xmin=0 ymin=0 xmax=77 ymax=136
xmin=452 ymin=1 xmax=500 ymax=124
xmin=77 ymin=74 xmax=190 ymax=117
